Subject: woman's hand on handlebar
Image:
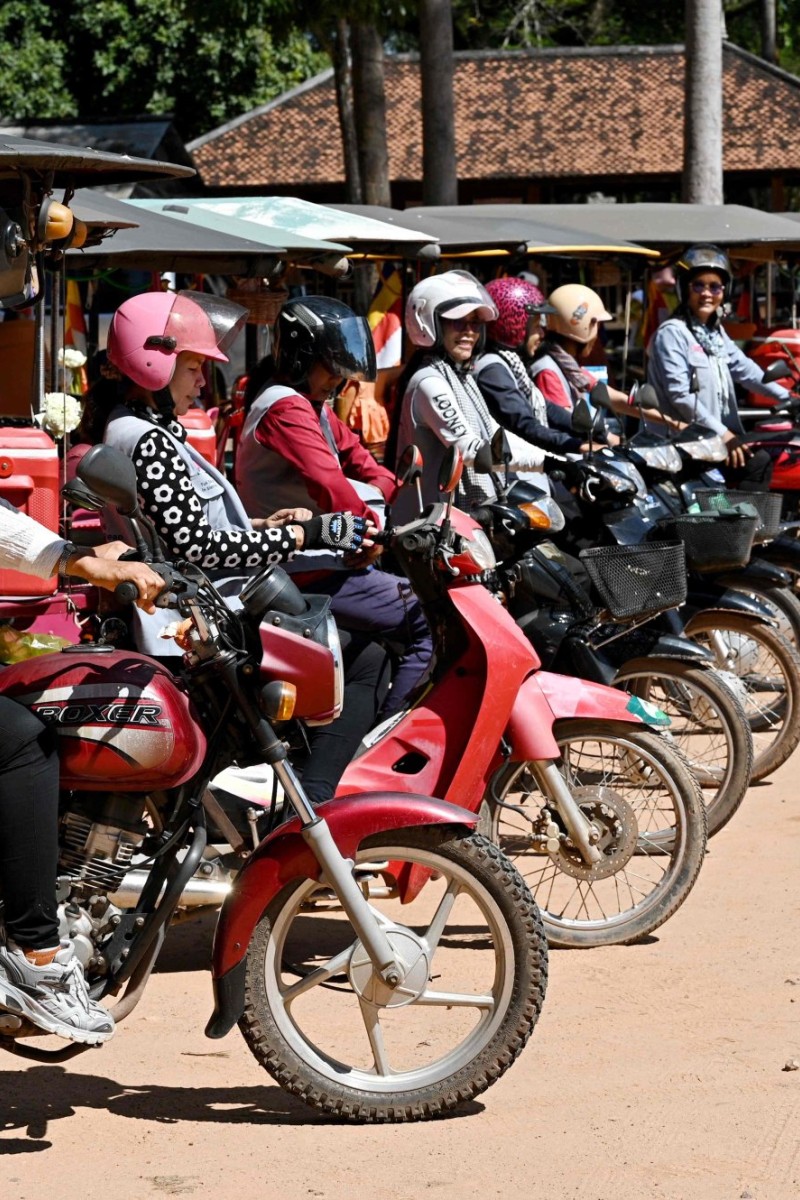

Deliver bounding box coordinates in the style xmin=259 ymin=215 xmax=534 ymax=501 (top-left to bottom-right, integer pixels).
xmin=65 ymin=547 xmax=166 ymax=613
xmin=294 ymin=512 xmax=377 ymax=553
xmin=723 ymin=429 xmax=751 ymax=470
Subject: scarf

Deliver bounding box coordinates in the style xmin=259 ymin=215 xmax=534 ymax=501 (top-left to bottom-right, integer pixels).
xmin=538 ymin=338 xmax=591 ymax=406
xmin=428 ymin=356 xmax=499 ymax=508
xmin=686 ymin=316 xmax=735 ymax=410
xmin=496 ymin=348 xmax=548 ymax=423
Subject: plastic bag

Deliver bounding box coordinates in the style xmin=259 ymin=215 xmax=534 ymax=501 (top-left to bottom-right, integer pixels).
xmin=0 ymin=626 xmax=71 ymax=663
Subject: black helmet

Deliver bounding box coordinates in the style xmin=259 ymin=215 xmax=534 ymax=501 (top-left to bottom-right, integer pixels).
xmin=273 ymin=296 xmax=376 ymax=387
xmin=675 ymin=244 xmax=732 ymax=304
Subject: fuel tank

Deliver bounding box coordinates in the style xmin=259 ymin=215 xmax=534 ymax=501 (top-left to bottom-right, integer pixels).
xmin=0 ymin=648 xmax=206 ymax=790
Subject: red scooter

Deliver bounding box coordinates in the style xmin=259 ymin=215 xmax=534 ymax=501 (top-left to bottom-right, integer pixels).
xmin=330 ymin=449 xmax=708 ymax=948
xmin=0 ymin=445 xmax=548 ymax=1124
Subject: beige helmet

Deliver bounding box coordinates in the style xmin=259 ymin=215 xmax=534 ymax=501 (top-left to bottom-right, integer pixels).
xmin=547 ymin=284 xmax=612 ymax=344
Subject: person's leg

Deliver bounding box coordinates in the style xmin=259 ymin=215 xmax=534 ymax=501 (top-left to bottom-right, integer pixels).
xmin=305 ymin=570 xmax=433 ymax=717
xmin=0 ymin=696 xmax=60 ymax=949
xmin=0 ymin=696 xmax=114 ymax=1042
xmin=301 ymin=635 xmax=390 ymax=804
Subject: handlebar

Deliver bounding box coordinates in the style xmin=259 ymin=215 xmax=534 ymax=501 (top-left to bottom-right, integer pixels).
xmin=114 ymin=552 xmax=196 ymax=610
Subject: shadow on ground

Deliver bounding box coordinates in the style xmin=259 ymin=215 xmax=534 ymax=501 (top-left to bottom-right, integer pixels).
xmin=0 ymin=1065 xmax=482 ymax=1151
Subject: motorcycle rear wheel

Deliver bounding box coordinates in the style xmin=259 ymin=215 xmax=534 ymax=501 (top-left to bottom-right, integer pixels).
xmin=239 ymin=828 xmax=548 ymax=1122
xmin=684 ymin=611 xmax=800 ymax=781
xmin=483 ymin=723 xmax=707 ymax=949
xmin=612 ymin=662 xmax=753 ymax=837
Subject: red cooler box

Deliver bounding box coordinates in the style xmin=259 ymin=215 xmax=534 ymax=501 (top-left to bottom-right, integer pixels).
xmin=0 ymin=427 xmax=60 ymax=596
xmin=179 ymin=408 xmax=217 ymax=466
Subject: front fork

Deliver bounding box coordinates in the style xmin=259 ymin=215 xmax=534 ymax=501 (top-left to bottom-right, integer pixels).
xmin=268 ymin=754 xmax=408 ymax=988
xmin=527 ymin=760 xmax=603 ymax=865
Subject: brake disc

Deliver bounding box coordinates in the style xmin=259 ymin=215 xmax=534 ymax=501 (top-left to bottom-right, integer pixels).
xmin=551 ymin=786 xmax=638 ymax=881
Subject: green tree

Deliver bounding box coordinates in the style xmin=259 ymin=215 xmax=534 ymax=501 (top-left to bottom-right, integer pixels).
xmin=0 ymin=0 xmax=327 ymax=143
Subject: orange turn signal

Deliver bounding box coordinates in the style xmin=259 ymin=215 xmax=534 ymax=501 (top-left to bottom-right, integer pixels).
xmin=260 ymin=681 xmax=297 ymax=721
xmin=519 ymin=502 xmax=553 ymax=530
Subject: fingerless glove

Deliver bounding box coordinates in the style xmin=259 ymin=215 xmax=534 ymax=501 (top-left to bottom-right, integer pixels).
xmin=300 ymin=512 xmax=367 ymax=551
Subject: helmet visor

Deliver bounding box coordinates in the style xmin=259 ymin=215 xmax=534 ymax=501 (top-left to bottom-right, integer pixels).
xmin=162 ymin=291 xmax=248 ymax=362
xmin=322 ymin=315 xmax=377 ymax=382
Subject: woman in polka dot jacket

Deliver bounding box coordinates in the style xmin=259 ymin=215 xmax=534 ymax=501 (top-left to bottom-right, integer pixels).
xmin=82 ymin=290 xmax=384 ymax=803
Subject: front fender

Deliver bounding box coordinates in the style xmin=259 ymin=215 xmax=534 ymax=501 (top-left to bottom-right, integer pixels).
xmin=714 ymin=558 xmax=791 ymax=589
xmin=505 ymin=671 xmax=647 ymax=767
xmin=205 ymin=792 xmax=476 ymax=1039
xmin=685 ymin=585 xmax=774 ymax=623
xmin=753 ymin=535 xmax=800 ymax=575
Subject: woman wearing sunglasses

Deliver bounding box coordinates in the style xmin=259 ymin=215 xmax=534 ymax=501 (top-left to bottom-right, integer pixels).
xmin=647 ymin=244 xmax=789 ymax=486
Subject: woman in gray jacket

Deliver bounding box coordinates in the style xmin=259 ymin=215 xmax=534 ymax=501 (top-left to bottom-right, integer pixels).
xmin=647 ymin=245 xmax=789 ymax=488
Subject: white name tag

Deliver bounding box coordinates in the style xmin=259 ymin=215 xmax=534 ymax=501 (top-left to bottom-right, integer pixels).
xmin=191 ymin=468 xmax=225 ymax=501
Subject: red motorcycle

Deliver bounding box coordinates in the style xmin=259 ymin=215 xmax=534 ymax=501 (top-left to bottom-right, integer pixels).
xmin=0 ymin=446 xmax=548 ymax=1123
xmin=324 ymin=450 xmax=708 ymax=948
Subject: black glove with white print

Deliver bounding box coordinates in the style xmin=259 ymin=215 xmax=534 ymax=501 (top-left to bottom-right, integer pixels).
xmin=300 ymin=512 xmax=368 ymax=552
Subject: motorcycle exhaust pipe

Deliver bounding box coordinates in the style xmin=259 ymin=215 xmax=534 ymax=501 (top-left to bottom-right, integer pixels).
xmin=109 ymin=870 xmax=232 ymax=910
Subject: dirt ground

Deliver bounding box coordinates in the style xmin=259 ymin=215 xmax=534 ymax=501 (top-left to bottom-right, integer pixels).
xmin=1 ymin=757 xmax=798 ymax=1200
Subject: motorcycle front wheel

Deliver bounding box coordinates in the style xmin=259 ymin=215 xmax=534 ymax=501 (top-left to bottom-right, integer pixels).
xmin=483 ymin=723 xmax=707 ymax=949
xmin=238 ymin=828 xmax=548 ymax=1122
xmin=684 ymin=611 xmax=800 ymax=780
xmin=612 ymin=662 xmax=753 ymax=838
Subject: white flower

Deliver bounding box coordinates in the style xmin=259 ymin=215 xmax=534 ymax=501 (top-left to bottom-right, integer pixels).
xmin=58 ymin=348 xmax=87 ymax=371
xmin=36 ymin=392 xmax=82 ymax=438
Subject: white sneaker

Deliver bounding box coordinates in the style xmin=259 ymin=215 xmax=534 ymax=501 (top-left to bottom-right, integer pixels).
xmin=0 ymin=940 xmax=114 ymax=1044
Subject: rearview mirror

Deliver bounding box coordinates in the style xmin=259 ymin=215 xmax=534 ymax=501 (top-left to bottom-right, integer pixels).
xmin=396 ymin=444 xmax=423 ymax=487
xmin=636 ymin=383 xmax=660 ymax=410
xmin=60 ymin=478 xmax=106 ymax=513
xmin=438 ymin=446 xmax=463 ymax=495
xmin=590 ymin=381 xmax=613 ymax=412
xmin=77 ymin=444 xmax=139 ymax=515
xmin=762 ymin=360 xmax=793 ymax=385
xmin=572 ymin=396 xmax=595 ymax=435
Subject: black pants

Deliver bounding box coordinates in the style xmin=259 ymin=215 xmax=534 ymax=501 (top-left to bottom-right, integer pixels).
xmin=300 ymin=569 xmax=432 ymax=717
xmin=302 ymin=633 xmax=390 ymax=805
xmin=0 ymin=696 xmax=60 ymax=949
xmin=723 ymin=447 xmax=774 ymax=492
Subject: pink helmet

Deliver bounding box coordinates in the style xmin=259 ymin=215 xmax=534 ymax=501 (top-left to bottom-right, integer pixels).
xmin=485 ymin=277 xmax=554 ymax=350
xmin=107 ymin=291 xmax=247 ymax=390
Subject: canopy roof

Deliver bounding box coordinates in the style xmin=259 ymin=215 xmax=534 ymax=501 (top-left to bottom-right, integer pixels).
xmin=68 ymin=191 xmax=283 ymax=275
xmin=512 ymin=203 xmax=800 ymax=259
xmin=177 ymin=195 xmax=439 ymax=256
xmin=0 ymin=135 xmax=194 ymax=186
xmin=336 ymin=203 xmax=657 ymax=257
xmin=130 ymin=198 xmax=350 ymax=255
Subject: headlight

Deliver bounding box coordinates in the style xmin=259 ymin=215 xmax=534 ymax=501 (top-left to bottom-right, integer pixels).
xmin=608 ymin=459 xmax=648 ymax=498
xmin=464 ymin=528 xmax=496 ymax=570
xmin=634 ymin=444 xmax=683 ymax=474
xmin=324 ymin=611 xmax=345 ymax=720
xmin=680 ymin=435 xmax=728 ymax=463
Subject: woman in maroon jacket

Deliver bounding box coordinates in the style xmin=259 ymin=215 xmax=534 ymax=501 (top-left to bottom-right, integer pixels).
xmin=236 ymin=296 xmax=432 ymax=717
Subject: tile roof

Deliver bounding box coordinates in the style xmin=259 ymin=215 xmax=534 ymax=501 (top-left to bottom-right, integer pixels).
xmin=191 ymin=43 xmax=800 ymax=190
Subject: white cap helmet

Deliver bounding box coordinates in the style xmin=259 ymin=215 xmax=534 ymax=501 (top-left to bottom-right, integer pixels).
xmin=547 ymin=284 xmax=612 ymax=345
xmin=405 ymin=270 xmax=498 ymax=348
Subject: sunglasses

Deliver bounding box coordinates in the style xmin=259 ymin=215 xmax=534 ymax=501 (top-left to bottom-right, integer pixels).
xmin=690 ymin=281 xmax=725 ymax=296
xmin=443 ymin=315 xmax=485 ymax=331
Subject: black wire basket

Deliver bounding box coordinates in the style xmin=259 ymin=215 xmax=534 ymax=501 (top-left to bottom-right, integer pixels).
xmin=578 ymin=540 xmax=687 ymax=620
xmin=655 ymin=511 xmax=758 ymax=572
xmin=693 ymin=488 xmax=783 ymax=543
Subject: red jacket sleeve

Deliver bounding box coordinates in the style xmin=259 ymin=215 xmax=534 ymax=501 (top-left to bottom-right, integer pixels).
xmin=328 ymin=410 xmax=398 ymax=502
xmin=536 ymin=368 xmax=572 ymax=409
xmin=254 ymin=395 xmax=394 ymax=516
